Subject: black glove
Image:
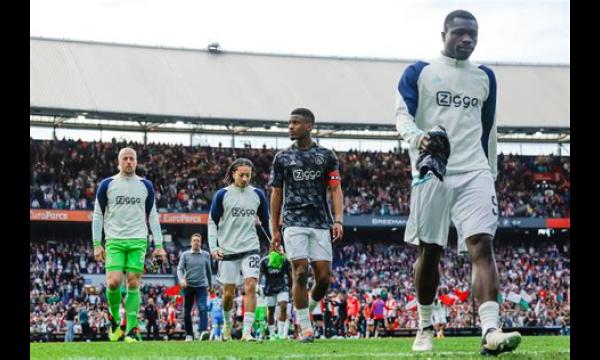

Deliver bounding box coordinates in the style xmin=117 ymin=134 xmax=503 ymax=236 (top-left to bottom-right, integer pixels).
xmin=151 ymin=257 xmax=163 ymax=273
xmin=417 ymin=126 xmax=451 ymax=181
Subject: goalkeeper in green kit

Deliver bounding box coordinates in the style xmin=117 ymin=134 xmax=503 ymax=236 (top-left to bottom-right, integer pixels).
xmin=92 ymin=147 xmax=166 ymax=343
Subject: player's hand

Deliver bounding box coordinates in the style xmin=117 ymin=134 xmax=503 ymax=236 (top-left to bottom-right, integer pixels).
xmin=332 ymin=222 xmax=344 ymax=242
xmin=179 ymin=279 xmax=187 ymax=288
xmin=212 ymin=249 xmax=223 ymax=260
xmin=152 ymin=247 xmax=167 ymax=262
xmin=418 ymin=133 xmax=433 ymax=152
xmin=94 ymin=246 xmax=105 ymax=263
xmin=271 ymin=231 xmax=283 ymax=252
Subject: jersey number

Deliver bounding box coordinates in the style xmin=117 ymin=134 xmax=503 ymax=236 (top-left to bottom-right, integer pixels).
xmin=248 ymin=256 xmax=260 ymax=269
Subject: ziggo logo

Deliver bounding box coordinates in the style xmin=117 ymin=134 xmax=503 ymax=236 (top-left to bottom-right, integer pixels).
xmin=293 ymin=169 xmax=322 ymax=181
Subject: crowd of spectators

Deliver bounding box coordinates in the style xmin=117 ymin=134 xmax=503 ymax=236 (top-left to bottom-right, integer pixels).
xmin=30 ymin=139 xmax=570 ymax=217
xmin=30 ymin=235 xmax=570 ymax=341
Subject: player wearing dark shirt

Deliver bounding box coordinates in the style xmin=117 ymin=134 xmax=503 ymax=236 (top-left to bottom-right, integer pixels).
xmin=269 ymin=108 xmax=344 ymax=343
xmin=259 ymin=252 xmax=292 ymax=339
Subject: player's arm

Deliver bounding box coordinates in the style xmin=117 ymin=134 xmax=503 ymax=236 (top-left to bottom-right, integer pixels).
xmin=258 ymin=258 xmax=267 ymax=289
xmin=205 ymin=253 xmax=212 ymax=288
xmin=395 ymin=62 xmax=429 ymax=151
xmin=208 ymin=189 xmax=225 ymax=259
xmin=176 ymin=253 xmax=186 ymax=288
xmin=254 ymin=188 xmax=271 ymax=240
xmin=92 ymin=179 xmax=109 ymax=262
xmin=268 ymin=153 xmax=284 ymax=251
xmin=480 ymin=65 xmax=498 ymax=180
xmin=327 ymin=151 xmax=344 ymax=242
xmin=143 ymin=180 xmax=166 ymax=262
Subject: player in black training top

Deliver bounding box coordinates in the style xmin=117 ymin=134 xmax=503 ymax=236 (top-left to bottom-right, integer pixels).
xmin=259 ymin=252 xmax=292 ymax=339
xmin=269 ymin=107 xmax=344 ymax=342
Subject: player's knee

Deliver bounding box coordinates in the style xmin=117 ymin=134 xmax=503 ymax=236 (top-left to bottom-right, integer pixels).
xmin=244 ymin=283 xmax=256 ymax=296
xmin=467 ymin=234 xmax=494 ymax=262
xmin=106 ymin=275 xmax=121 ymax=290
xmin=127 ymin=279 xmax=140 ymax=289
xmin=315 ymin=273 xmax=331 ymax=288
xmin=421 ymin=244 xmax=443 ymax=265
xmin=223 ymin=285 xmax=236 ymax=299
xmin=294 ymin=270 xmax=309 ymax=287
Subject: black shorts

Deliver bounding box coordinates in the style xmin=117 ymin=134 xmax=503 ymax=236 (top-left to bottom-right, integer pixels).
xmin=236 ymin=315 xmax=243 ymax=323
xmin=373 ymin=318 xmax=385 ymax=328
xmin=313 ymin=314 xmax=323 ymax=322
xmin=387 ymin=316 xmax=397 ymax=324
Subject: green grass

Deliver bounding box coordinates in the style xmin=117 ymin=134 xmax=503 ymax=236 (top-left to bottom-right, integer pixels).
xmin=30 ymin=336 xmax=570 ymax=359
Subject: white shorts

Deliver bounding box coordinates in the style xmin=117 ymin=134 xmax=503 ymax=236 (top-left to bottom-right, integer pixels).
xmin=217 ymin=253 xmax=261 ymax=285
xmin=266 ymin=292 xmax=290 ymax=307
xmin=405 ymin=169 xmax=498 ymax=253
xmin=283 ymin=226 xmax=332 ymax=261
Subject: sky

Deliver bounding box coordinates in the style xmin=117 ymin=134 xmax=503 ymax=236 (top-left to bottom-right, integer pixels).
xmin=30 ymin=0 xmax=569 ymax=64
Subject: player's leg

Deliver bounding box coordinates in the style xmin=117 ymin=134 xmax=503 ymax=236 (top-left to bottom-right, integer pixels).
xmin=415 ymin=243 xmax=443 ymax=325
xmin=466 ymin=234 xmax=520 ymax=354
xmin=240 ymin=253 xmax=260 ymax=341
xmin=182 ymin=286 xmax=195 ymax=340
xmin=451 ymin=170 xmax=520 ymax=355
xmin=221 ymin=284 xmax=236 ymax=340
xmin=267 ymin=295 xmax=277 ymax=338
xmin=196 ymin=286 xmax=209 ymax=340
xmin=123 ymin=239 xmax=147 ymax=343
xmin=277 ymin=295 xmax=289 ymax=339
xmin=241 ymin=277 xmax=257 ymax=340
xmin=284 ymin=227 xmax=315 ymax=342
xmin=123 ymin=271 xmax=142 ymax=342
xmin=104 ymin=240 xmax=127 ymax=341
xmin=308 ymin=228 xmax=333 ymax=312
xmin=291 ymin=258 xmax=313 ymax=340
xmin=405 ymin=176 xmax=451 ymax=351
xmin=219 ymin=258 xmax=241 ymax=341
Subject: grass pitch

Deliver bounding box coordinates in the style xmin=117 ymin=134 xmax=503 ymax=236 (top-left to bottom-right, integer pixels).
xmin=30 ymin=336 xmax=570 ymax=359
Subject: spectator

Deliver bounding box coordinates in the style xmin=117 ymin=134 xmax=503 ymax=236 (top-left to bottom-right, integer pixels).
xmin=65 ymin=303 xmax=77 ymax=342
xmin=144 ymin=298 xmax=160 ymax=341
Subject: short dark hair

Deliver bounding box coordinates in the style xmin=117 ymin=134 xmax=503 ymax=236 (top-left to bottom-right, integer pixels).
xmin=444 ymin=10 xmax=477 ymax=31
xmin=190 ymin=233 xmax=202 ymax=240
xmin=223 ymin=157 xmax=255 ymax=184
xmin=291 ymin=108 xmax=315 ymax=124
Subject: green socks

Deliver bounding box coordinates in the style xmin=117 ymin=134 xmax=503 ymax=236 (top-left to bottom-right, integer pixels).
xmin=125 ymin=288 xmax=141 ymax=334
xmin=106 ymin=287 xmax=122 ymax=324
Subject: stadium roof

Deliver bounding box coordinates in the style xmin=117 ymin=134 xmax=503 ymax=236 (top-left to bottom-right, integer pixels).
xmin=30 ymin=37 xmax=569 ymax=131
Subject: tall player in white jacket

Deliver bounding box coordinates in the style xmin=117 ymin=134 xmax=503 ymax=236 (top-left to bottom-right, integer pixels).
xmin=208 ymin=158 xmax=270 ymax=341
xmin=395 ymin=10 xmax=521 ymax=355
xmin=92 ymin=147 xmax=166 ymax=343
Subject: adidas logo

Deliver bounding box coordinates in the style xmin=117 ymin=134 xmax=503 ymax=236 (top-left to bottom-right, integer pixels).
xmin=290 ymin=160 xmax=297 ymax=165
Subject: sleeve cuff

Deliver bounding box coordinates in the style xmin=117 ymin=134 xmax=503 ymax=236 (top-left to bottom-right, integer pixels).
xmin=154 ymin=242 xmax=163 ymax=249
xmin=93 ymin=240 xmax=102 ymax=247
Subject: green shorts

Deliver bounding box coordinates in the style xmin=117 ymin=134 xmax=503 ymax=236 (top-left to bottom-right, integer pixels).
xmin=105 ymin=239 xmax=148 ymax=274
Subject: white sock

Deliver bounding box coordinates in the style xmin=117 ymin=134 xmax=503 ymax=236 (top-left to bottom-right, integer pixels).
xmin=243 ymin=312 xmax=255 ymax=336
xmin=277 ymin=320 xmax=285 ymax=336
xmin=418 ymin=303 xmax=434 ymax=330
xmin=282 ymin=319 xmax=289 ymax=338
xmin=295 ymin=307 xmax=313 ymax=333
xmin=269 ymin=325 xmax=276 ymax=336
xmin=308 ymin=296 xmax=319 ymax=313
xmin=223 ymin=310 xmax=233 ymax=326
xmin=479 ymin=301 xmax=500 ymax=338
